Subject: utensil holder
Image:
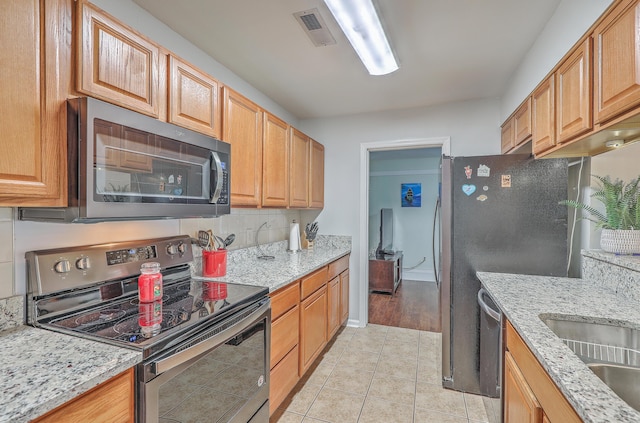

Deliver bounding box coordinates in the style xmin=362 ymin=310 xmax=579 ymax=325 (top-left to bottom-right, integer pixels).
xmin=202 ymin=249 xmax=227 ymax=277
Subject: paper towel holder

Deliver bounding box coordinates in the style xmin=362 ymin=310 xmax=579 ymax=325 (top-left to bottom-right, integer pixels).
xmin=287 ymin=219 xmax=302 ymax=253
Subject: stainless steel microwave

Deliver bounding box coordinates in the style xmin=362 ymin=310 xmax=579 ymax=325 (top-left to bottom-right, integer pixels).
xmin=20 ymin=97 xmax=230 ymax=222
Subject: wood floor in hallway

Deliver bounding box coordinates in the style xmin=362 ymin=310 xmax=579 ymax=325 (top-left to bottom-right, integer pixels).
xmin=368 ymin=280 xmax=440 ymax=332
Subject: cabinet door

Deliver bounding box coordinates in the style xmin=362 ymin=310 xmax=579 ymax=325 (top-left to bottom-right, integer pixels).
xmin=77 ymin=2 xmax=160 ymax=117
xmin=289 ymin=128 xmax=310 ymax=208
xmin=309 ymin=140 xmax=325 ymax=209
xmin=594 ymin=0 xmax=640 ymax=124
xmin=262 ymin=112 xmax=289 ymax=207
xmin=33 ymin=368 xmax=134 ymax=423
xmin=340 ymin=269 xmax=350 ymax=325
xmin=222 ymin=87 xmax=263 ymax=207
xmin=168 ymin=55 xmax=221 ymax=137
xmin=501 ymin=118 xmax=515 ymax=153
xmin=327 ymin=276 xmax=341 ymax=340
xmin=514 ymin=98 xmax=532 ymax=146
xmin=299 ymin=286 xmax=327 ymax=375
xmin=0 ymin=0 xmax=69 ymax=206
xmin=557 ymin=38 xmax=592 ymax=143
xmin=532 ymin=75 xmax=556 ymax=155
xmin=504 ymin=352 xmax=543 ymax=423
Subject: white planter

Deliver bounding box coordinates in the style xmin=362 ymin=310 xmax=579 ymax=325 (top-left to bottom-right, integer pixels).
xmin=600 ymin=229 xmax=640 ymax=255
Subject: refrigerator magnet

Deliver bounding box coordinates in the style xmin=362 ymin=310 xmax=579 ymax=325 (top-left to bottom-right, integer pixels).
xmin=477 ymin=164 xmax=490 ymax=177
xmin=483 ymin=185 xmax=489 ymax=191
xmin=477 ymin=194 xmax=488 ymax=202
xmin=462 ymin=184 xmax=476 ymax=196
xmin=464 ymin=165 xmax=473 ymax=179
xmin=501 ymin=175 xmax=512 ymax=188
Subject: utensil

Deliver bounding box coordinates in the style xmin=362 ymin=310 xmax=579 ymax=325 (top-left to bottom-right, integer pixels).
xmin=197 ymin=230 xmax=212 ymax=250
xmin=223 ymin=234 xmax=235 ymax=248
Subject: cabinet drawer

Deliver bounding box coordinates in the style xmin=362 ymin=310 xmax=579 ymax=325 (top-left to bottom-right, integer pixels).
xmin=34 ymin=368 xmax=134 ymax=423
xmin=269 ymin=345 xmax=299 ymax=416
xmin=271 ymin=304 xmax=299 ymax=368
xmin=270 ymin=282 xmax=300 ymax=321
xmin=300 ymin=267 xmax=328 ymax=300
xmin=328 ymin=255 xmax=349 ymax=280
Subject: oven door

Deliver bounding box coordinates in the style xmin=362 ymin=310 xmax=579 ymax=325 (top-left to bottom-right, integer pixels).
xmin=138 ymin=299 xmax=270 ymax=423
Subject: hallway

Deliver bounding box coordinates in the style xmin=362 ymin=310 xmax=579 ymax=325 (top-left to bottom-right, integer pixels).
xmin=368 ymin=279 xmax=440 ymax=332
xmin=270 ymin=324 xmax=497 ymax=422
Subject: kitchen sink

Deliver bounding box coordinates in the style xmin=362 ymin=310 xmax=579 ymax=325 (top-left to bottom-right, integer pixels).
xmin=588 ymin=363 xmax=640 ymax=412
xmin=541 ymin=316 xmax=640 ymax=411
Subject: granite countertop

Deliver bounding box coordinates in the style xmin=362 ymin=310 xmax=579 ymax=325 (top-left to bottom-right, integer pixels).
xmin=582 ymin=249 xmax=640 ymax=273
xmin=477 ymin=272 xmax=640 ymax=423
xmin=193 ymin=235 xmax=352 ymax=292
xmin=0 ymin=325 xmax=140 ymax=423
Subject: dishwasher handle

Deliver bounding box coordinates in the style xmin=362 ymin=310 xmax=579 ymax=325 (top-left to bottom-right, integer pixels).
xmin=477 ymin=288 xmax=501 ymax=323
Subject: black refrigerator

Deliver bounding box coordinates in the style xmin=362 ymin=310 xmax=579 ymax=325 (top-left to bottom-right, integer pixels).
xmin=440 ymin=154 xmax=569 ymax=397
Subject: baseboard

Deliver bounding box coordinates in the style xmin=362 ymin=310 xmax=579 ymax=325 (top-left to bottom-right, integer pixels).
xmin=403 ymin=269 xmax=435 ymax=282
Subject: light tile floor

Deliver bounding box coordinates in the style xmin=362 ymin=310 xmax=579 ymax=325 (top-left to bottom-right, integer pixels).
xmin=271 ymin=324 xmax=500 ymax=423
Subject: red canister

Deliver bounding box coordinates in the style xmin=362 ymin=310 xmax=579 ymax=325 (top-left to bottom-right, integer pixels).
xmin=138 ymin=262 xmax=163 ymax=303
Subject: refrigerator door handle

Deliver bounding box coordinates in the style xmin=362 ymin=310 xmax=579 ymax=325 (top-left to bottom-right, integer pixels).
xmin=477 ymin=289 xmax=501 ymax=323
xmin=432 ymin=197 xmax=441 ymax=286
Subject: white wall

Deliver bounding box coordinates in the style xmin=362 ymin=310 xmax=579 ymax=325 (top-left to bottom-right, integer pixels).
xmin=501 ymin=0 xmax=613 ymax=120
xmin=369 ymin=153 xmax=441 ymax=281
xmin=300 ymin=98 xmax=500 ymax=325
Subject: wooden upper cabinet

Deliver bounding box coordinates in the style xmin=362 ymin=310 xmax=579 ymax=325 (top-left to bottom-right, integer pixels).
xmin=532 ymin=75 xmax=556 ymax=155
xmin=289 ymin=128 xmax=310 ymax=208
xmin=0 ymin=0 xmax=70 ymax=206
xmin=168 ymin=55 xmax=221 ymax=137
xmin=501 ymin=118 xmax=515 ymax=154
xmin=557 ymin=38 xmax=593 ymax=143
xmin=513 ymin=98 xmax=532 ymax=146
xmin=594 ymin=0 xmax=640 ymax=124
xmin=223 ymin=87 xmax=263 ymax=207
xmin=262 ymin=112 xmax=290 ymax=207
xmin=309 ymin=140 xmax=325 ymax=209
xmin=77 ymin=1 xmax=160 ymax=118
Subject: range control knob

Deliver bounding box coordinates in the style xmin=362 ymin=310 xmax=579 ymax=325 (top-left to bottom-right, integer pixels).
xmin=75 ymin=257 xmax=91 ymax=271
xmin=177 ymin=242 xmax=186 ymax=254
xmin=53 ymin=259 xmax=71 ymax=274
xmin=167 ymin=244 xmax=178 ymax=255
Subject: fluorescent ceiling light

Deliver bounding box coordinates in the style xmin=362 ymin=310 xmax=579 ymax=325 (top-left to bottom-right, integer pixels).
xmin=323 ymin=0 xmax=398 ymax=76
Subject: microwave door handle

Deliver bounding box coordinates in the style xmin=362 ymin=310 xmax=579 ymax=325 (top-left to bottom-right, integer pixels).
xmin=209 ymin=151 xmax=223 ymax=204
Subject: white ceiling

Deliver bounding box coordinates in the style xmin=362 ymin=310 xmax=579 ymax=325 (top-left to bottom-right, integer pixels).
xmin=133 ymin=0 xmax=561 ymax=120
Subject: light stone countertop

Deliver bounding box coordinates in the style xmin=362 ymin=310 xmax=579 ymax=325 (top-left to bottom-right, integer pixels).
xmin=0 ymin=235 xmax=351 ymax=422
xmin=193 ymin=235 xmax=352 ymax=292
xmin=477 ymin=272 xmax=640 ymax=423
xmin=582 ymin=250 xmax=640 ymax=273
xmin=0 ymin=326 xmax=140 ymax=423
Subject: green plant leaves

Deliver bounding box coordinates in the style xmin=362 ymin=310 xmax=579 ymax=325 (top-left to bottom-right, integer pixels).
xmin=560 ymin=175 xmax=640 ymax=230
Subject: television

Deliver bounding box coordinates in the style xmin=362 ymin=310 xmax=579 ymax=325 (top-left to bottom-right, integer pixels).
xmin=376 ymin=208 xmax=394 ymax=257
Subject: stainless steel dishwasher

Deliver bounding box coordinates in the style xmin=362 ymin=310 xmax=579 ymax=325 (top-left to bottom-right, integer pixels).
xmin=478 ymin=288 xmax=502 ymax=399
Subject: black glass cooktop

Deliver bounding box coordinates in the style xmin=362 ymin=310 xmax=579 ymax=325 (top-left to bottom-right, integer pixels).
xmin=44 ymin=278 xmax=267 ymax=350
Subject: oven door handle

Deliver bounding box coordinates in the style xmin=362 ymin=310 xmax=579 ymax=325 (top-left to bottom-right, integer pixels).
xmin=150 ymin=300 xmax=270 ymax=376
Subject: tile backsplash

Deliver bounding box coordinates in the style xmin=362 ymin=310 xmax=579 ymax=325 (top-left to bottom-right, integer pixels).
xmin=2 ymin=207 xmax=303 ymax=299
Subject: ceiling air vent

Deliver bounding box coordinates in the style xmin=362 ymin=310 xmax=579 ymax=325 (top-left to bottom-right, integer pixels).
xmin=293 ymin=8 xmax=336 ymax=47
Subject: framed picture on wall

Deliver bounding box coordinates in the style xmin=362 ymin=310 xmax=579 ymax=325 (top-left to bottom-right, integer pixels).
xmin=401 ymin=183 xmax=421 ymax=207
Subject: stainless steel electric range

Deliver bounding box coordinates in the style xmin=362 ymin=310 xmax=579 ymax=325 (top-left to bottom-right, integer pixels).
xmin=26 ymin=235 xmax=270 ymax=423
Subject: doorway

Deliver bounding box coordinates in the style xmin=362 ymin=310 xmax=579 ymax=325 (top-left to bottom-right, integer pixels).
xmin=358 ymin=137 xmax=450 ymax=332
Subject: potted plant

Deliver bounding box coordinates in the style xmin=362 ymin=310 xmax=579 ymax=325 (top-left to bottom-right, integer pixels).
xmin=561 ymin=175 xmax=640 ymax=255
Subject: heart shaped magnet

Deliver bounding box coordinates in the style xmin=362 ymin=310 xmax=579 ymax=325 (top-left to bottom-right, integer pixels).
xmin=462 ymin=184 xmax=476 ymax=196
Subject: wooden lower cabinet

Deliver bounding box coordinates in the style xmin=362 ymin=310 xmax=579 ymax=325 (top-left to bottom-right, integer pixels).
xmin=505 ymin=321 xmax=581 ymax=423
xmin=269 ymin=256 xmax=349 ymax=416
xmin=504 ymin=352 xmax=543 ymax=423
xmin=33 ymin=368 xmax=134 ymax=423
xmin=269 ymin=345 xmax=299 ymax=416
xmin=327 ymin=276 xmax=341 ymax=340
xmin=340 ymin=269 xmax=349 ymax=325
xmin=299 ymin=285 xmax=328 ymax=375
